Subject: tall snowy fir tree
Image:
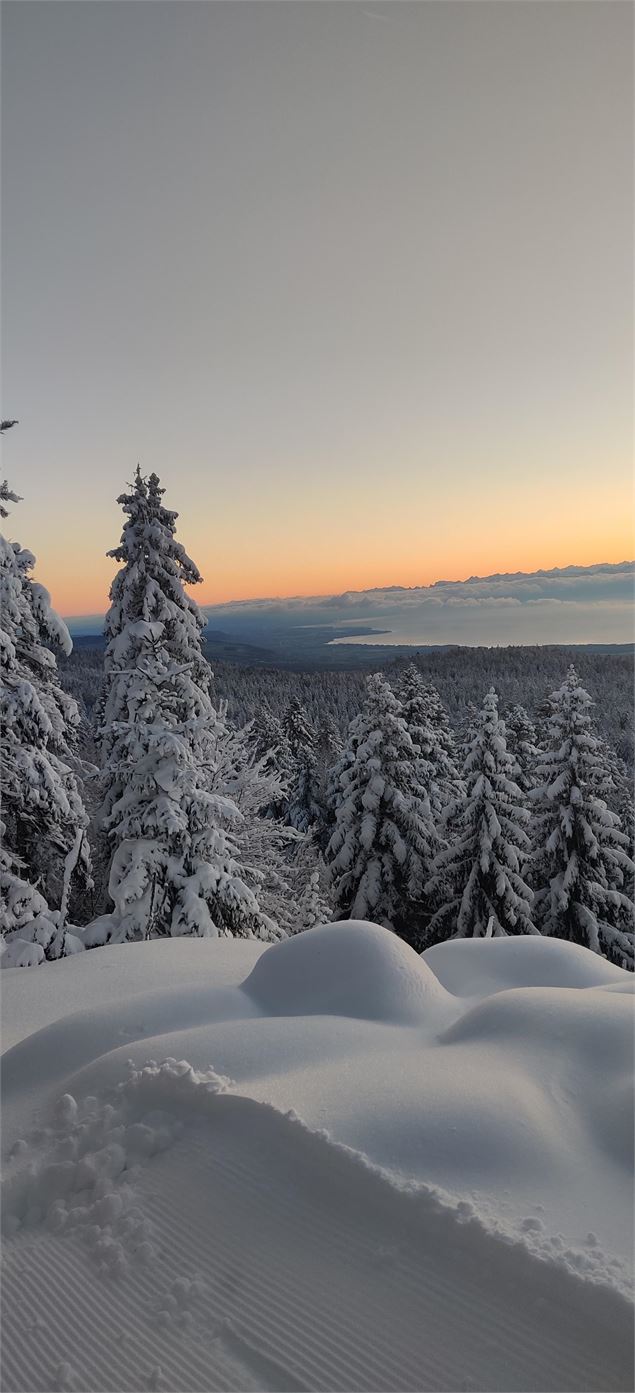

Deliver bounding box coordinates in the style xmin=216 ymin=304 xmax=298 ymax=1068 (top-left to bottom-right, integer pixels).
xmin=532 ymin=667 xmax=634 ymax=967
xmin=96 ymin=469 xmax=284 ymax=943
xmin=425 ymin=687 xmax=537 ymax=943
xmin=0 ymin=480 xmax=92 ymax=962
xmin=311 ymin=714 xmax=343 ymax=849
xmin=419 ymin=679 xmax=464 ymax=801
xmin=326 ymin=672 xmax=438 ymax=944
xmin=250 ymin=703 xmax=288 ymax=775
xmin=248 ymin=703 xmax=292 ymax=818
xmin=395 ymin=664 xmax=463 ymax=821
xmin=283 ymin=695 xmax=316 ymax=761
xmin=283 ymin=696 xmax=321 ymax=833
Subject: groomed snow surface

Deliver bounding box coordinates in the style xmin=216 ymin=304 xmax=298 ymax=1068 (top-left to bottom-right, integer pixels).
xmin=1 ymin=923 xmax=633 ymax=1393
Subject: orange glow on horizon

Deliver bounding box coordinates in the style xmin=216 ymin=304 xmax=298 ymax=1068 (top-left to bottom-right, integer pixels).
xmin=47 ymin=533 xmax=634 ymax=620
xmin=24 ymin=460 xmax=633 ymax=621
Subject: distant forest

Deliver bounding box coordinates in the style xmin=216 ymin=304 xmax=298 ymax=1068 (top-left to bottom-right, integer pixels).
xmin=60 ymin=642 xmax=634 ymax=772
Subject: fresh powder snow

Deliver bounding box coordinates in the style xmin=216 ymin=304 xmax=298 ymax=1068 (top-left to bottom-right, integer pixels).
xmin=1 ymin=921 xmax=633 ymax=1392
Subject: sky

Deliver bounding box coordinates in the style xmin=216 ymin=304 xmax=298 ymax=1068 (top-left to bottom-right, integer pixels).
xmin=1 ymin=1 xmax=633 ymax=622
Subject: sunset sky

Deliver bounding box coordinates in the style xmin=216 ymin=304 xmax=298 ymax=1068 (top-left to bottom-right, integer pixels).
xmin=2 ymin=1 xmax=632 ymax=619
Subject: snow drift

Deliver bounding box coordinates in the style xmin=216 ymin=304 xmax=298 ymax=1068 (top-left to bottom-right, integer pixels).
xmin=243 ymin=919 xmax=451 ymax=1023
xmin=1 ymin=922 xmax=633 ymax=1392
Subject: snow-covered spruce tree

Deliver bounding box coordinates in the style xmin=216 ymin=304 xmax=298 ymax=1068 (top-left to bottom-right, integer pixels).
xmin=210 ymin=715 xmax=301 ymax=937
xmin=596 ymin=735 xmax=633 ymax=824
xmin=315 ymin=713 xmax=343 ymax=773
xmin=283 ymin=696 xmax=321 ymax=833
xmin=308 ymin=714 xmax=343 ymax=850
xmin=419 ymin=679 xmax=463 ymax=789
xmin=99 ymin=469 xmax=212 ymax=760
xmin=283 ymin=694 xmax=316 ymax=759
xmin=293 ymin=865 xmax=332 ymax=934
xmin=532 ymin=667 xmax=634 ymax=967
xmin=394 ymin=665 xmax=463 ymax=822
xmin=97 ymin=469 xmax=283 ymax=942
xmin=425 ymin=687 xmax=537 ymax=944
xmin=250 ymin=702 xmax=287 ymax=773
xmin=0 ymin=480 xmax=92 ymax=961
xmin=248 ymin=703 xmax=292 ymax=816
xmin=287 ymin=760 xmax=322 ymax=835
xmin=322 ymin=732 xmax=359 ymax=864
xmin=504 ymin=704 xmax=540 ymax=796
xmin=326 ymin=672 xmax=437 ymax=943
xmin=456 ymin=701 xmax=480 ymax=761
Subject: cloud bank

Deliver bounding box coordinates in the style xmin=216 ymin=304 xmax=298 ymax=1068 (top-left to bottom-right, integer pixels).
xmin=199 ymin=561 xmax=635 ymax=648
xmin=65 ymin=561 xmax=634 ymax=647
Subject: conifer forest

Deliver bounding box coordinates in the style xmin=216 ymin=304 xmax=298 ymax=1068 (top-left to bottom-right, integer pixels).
xmin=3 ymin=464 xmax=633 ymax=969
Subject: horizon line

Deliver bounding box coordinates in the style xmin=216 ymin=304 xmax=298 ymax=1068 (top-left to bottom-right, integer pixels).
xmin=59 ymin=556 xmax=635 ymax=623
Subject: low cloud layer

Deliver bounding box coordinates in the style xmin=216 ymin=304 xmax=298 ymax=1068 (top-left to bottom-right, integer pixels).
xmin=66 ymin=561 xmax=634 ymax=646
xmin=200 ymin=561 xmax=635 ymax=648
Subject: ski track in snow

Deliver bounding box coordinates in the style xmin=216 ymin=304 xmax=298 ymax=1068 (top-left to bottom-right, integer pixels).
xmin=2 ymin=1060 xmax=633 ymax=1393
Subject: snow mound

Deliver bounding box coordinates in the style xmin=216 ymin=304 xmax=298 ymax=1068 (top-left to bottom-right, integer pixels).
xmin=244 ymin=919 xmax=450 ymax=1023
xmin=422 ymin=934 xmax=629 ymax=997
xmin=442 ymin=979 xmax=635 ymax=1052
xmin=441 ymin=983 xmax=634 ymax=1172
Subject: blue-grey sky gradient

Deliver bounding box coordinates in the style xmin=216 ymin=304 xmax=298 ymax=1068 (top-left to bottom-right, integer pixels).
xmin=2 ymin=1 xmax=633 ymax=619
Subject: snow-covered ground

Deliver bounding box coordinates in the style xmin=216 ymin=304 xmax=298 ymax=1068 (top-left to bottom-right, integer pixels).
xmin=1 ymin=922 xmax=633 ymax=1392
